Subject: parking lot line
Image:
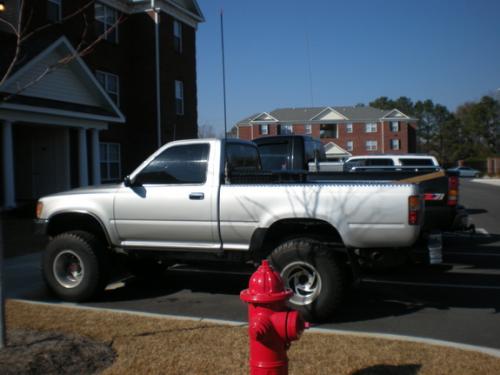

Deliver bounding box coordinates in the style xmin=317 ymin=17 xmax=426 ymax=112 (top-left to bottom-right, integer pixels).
xmin=363 ymin=279 xmax=500 ymax=290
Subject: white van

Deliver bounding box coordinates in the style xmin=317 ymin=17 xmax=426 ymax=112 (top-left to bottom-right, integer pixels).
xmin=343 ymin=154 xmax=439 ymax=171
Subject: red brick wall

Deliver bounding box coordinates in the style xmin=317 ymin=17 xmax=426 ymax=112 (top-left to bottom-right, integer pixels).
xmin=237 ymin=120 xmax=417 ymax=154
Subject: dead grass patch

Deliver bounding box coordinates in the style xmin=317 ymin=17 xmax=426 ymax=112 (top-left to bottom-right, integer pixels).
xmin=5 ymin=300 xmax=500 ymax=375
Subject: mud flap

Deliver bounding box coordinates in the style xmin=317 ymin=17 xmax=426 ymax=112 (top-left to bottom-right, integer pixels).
xmin=428 ymin=231 xmax=443 ymax=264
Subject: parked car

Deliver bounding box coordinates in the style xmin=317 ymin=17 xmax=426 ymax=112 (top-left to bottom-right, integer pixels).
xmin=447 ymin=166 xmax=480 ymax=178
xmin=343 ymin=154 xmax=439 ymax=172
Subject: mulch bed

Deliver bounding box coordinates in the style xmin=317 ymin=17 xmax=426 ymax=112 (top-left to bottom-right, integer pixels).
xmin=0 ymin=329 xmax=115 ymax=375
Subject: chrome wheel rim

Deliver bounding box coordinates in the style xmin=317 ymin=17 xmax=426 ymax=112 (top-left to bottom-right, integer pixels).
xmin=53 ymin=250 xmax=84 ymax=288
xmin=281 ymin=261 xmax=321 ymax=306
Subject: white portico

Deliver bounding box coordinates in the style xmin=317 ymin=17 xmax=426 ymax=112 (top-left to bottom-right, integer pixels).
xmin=0 ymin=36 xmax=124 ymax=209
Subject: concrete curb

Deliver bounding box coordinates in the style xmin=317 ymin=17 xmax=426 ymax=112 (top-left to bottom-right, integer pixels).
xmin=472 ymin=178 xmax=500 ymax=186
xmin=12 ymin=298 xmax=500 ymax=359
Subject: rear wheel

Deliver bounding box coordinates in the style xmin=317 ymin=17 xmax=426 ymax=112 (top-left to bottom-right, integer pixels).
xmin=269 ymin=238 xmax=347 ymax=322
xmin=42 ymin=231 xmax=109 ymax=302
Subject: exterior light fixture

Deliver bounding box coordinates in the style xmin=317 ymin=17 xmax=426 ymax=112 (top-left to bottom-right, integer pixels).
xmin=0 ymin=1 xmax=6 ymax=12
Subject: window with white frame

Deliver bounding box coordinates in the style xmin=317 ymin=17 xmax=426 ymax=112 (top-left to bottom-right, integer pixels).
xmin=346 ymin=140 xmax=353 ymax=151
xmin=95 ymin=2 xmax=119 ymax=43
xmin=390 ymin=121 xmax=400 ymax=132
xmin=346 ymin=123 xmax=353 ymax=133
xmin=365 ymin=122 xmax=377 ymax=133
xmin=96 ymin=71 xmax=120 ymax=105
xmin=100 ymin=143 xmax=121 ymax=181
xmin=47 ymin=0 xmax=62 ymax=22
xmin=365 ymin=140 xmax=378 ymax=151
xmin=305 ymin=124 xmax=312 ymax=134
xmin=278 ymin=124 xmax=293 ymax=135
xmin=175 ymin=80 xmax=184 ymax=115
xmin=390 ymin=139 xmax=400 ymax=150
xmin=173 ymin=20 xmax=182 ymax=53
xmin=260 ymin=124 xmax=269 ymax=135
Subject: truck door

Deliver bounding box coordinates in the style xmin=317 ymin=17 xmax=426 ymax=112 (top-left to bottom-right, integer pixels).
xmin=113 ymin=142 xmax=220 ymax=251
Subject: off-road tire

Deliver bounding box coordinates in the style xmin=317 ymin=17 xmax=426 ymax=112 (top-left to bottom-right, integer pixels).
xmin=269 ymin=238 xmax=347 ymax=322
xmin=42 ymin=231 xmax=109 ymax=302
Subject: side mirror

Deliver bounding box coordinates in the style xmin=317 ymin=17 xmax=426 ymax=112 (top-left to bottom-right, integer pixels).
xmin=123 ymin=175 xmax=134 ymax=187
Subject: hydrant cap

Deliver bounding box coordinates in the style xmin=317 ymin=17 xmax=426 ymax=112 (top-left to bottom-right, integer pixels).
xmin=240 ymin=260 xmax=293 ymax=303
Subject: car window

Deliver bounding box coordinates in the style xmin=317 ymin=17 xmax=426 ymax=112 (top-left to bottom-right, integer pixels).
xmin=136 ymin=143 xmax=210 ymax=184
xmin=399 ymin=158 xmax=435 ymax=166
xmin=365 ymin=158 xmax=394 ymax=166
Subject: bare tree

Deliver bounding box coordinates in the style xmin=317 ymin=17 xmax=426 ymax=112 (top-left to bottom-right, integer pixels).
xmin=198 ymin=123 xmax=222 ymax=138
xmin=0 ymin=0 xmax=126 ymax=101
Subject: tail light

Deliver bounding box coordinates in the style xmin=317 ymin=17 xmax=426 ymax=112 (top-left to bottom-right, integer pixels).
xmin=409 ymin=195 xmax=421 ymax=225
xmin=448 ymin=175 xmax=459 ymax=206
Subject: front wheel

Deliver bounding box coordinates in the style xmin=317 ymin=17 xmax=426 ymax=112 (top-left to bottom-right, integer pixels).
xmin=269 ymin=238 xmax=347 ymax=322
xmin=42 ymin=231 xmax=108 ymax=302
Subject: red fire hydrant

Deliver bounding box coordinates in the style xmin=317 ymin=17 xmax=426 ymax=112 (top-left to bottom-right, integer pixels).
xmin=240 ymin=260 xmax=309 ymax=375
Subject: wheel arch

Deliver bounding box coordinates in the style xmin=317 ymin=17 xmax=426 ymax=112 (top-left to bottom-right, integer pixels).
xmin=47 ymin=212 xmax=110 ymax=247
xmin=249 ymin=218 xmax=344 ymax=260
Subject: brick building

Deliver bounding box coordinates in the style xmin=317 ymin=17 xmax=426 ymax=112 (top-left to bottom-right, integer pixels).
xmin=236 ymin=106 xmax=418 ymax=158
xmin=0 ymin=0 xmax=203 ymax=209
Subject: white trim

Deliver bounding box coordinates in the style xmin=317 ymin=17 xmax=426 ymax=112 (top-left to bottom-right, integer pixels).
xmin=78 ymin=128 xmax=89 ymax=186
xmin=91 ymin=129 xmax=101 ymax=185
xmin=250 ymin=112 xmax=278 ymax=123
xmin=0 ymin=102 xmax=123 ymax=123
xmin=0 ymin=36 xmax=125 ymax=123
xmin=101 ymin=0 xmax=204 ymax=28
xmin=309 ymin=106 xmax=348 ymax=121
xmin=382 ymin=108 xmax=411 ymax=120
xmin=0 ymin=108 xmax=109 ymax=129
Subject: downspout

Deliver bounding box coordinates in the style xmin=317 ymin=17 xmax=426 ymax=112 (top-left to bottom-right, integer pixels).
xmin=152 ymin=0 xmax=162 ymax=148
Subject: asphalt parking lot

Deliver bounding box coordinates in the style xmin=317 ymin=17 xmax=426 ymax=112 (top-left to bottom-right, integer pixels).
xmin=2 ymin=178 xmax=500 ymax=350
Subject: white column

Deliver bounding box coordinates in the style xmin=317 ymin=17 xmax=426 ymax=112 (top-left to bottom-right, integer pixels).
xmin=90 ymin=129 xmax=101 ymax=185
xmin=78 ymin=128 xmax=88 ymax=186
xmin=1 ymin=120 xmax=15 ymax=208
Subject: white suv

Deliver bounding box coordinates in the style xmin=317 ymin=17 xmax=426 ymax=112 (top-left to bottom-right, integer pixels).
xmin=344 ymin=154 xmax=439 ymax=171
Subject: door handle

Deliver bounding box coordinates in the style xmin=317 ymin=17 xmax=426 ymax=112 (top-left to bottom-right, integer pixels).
xmin=189 ymin=192 xmax=204 ymax=200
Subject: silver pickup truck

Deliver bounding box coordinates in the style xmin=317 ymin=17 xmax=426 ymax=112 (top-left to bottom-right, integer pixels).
xmin=36 ymin=138 xmax=423 ymax=321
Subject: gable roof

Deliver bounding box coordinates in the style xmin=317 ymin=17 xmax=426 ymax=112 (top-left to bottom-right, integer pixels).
xmin=0 ymin=36 xmax=125 ymax=123
xmin=324 ymin=142 xmax=352 ymax=157
xmin=382 ymin=109 xmax=411 ymax=120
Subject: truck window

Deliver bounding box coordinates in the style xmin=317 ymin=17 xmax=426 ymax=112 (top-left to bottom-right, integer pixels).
xmin=226 ymin=144 xmax=261 ymax=172
xmin=136 ymin=143 xmax=210 ymax=184
xmin=258 ymin=142 xmax=290 ymax=170
xmin=399 ymin=158 xmax=435 ymax=166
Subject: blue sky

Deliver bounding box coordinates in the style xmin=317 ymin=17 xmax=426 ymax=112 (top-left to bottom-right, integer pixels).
xmin=195 ymin=0 xmax=500 ymax=135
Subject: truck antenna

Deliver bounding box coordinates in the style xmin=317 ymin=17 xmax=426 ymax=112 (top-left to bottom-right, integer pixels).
xmin=220 ymin=9 xmax=228 ymax=139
